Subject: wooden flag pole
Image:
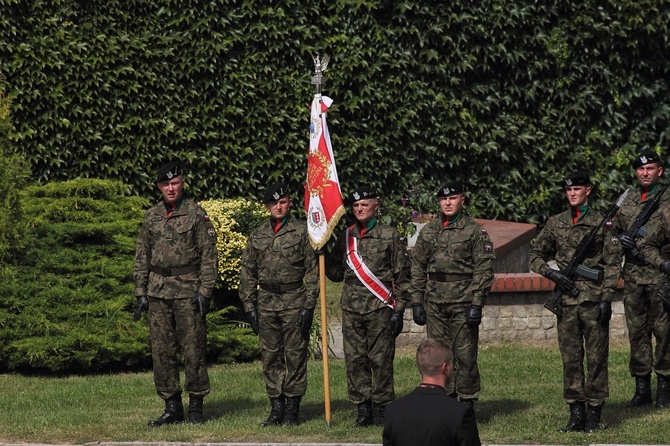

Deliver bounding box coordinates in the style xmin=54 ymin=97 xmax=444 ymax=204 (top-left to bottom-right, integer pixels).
xmin=318 ymin=252 xmax=332 ymax=426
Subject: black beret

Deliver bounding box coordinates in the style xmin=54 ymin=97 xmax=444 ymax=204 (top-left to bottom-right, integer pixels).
xmin=633 ymin=150 xmax=662 ymax=169
xmin=263 ymin=182 xmax=289 ymax=204
xmin=436 ymin=182 xmax=464 ymax=198
xmin=562 ymin=170 xmax=591 ymax=187
xmin=346 ymin=185 xmax=378 ymax=205
xmin=156 ymin=162 xmax=182 ymax=183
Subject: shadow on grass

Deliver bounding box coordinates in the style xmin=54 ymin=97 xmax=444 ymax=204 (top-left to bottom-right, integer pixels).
xmin=475 ymin=398 xmax=531 ymax=424
xmin=603 ymin=400 xmax=659 ymax=429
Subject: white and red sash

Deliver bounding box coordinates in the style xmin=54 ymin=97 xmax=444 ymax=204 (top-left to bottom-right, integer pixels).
xmin=345 ymin=226 xmax=395 ymax=310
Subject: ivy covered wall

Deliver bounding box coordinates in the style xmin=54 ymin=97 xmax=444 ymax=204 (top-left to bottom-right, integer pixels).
xmin=0 ymin=0 xmax=669 ymax=224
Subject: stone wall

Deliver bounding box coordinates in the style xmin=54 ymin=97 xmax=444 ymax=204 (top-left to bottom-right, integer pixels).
xmin=397 ymin=272 xmax=628 ymax=346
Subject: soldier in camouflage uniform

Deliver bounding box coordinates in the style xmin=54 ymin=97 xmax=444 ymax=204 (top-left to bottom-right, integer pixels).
xmin=530 ymin=171 xmax=621 ymax=433
xmin=614 ymin=150 xmax=670 ymax=409
xmin=325 ymin=186 xmax=409 ymax=427
xmin=239 ymin=182 xmax=318 ymax=427
xmin=410 ymin=182 xmax=495 ymax=406
xmin=133 ymin=161 xmax=218 ymax=426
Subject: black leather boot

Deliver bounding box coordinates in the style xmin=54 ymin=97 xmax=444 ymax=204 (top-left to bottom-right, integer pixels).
xmin=148 ymin=394 xmax=184 ymax=427
xmin=353 ymin=399 xmax=373 ymax=427
xmin=372 ymin=402 xmax=385 ymax=426
xmin=459 ymin=398 xmax=476 ymax=407
xmin=187 ymin=396 xmax=204 ymax=425
xmin=657 ymin=374 xmax=670 ymax=408
xmin=628 ymin=374 xmax=652 ymax=407
xmin=260 ymin=395 xmax=285 ymax=427
xmin=558 ymin=402 xmax=585 ymax=432
xmin=283 ymin=396 xmax=301 ymax=426
xmin=585 ymin=403 xmax=603 ymax=433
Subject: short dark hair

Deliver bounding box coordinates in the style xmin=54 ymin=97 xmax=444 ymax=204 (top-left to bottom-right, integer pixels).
xmin=416 ymin=338 xmax=453 ymax=377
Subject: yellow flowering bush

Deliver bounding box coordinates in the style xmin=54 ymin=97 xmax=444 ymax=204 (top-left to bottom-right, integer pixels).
xmin=199 ymin=198 xmax=267 ymax=290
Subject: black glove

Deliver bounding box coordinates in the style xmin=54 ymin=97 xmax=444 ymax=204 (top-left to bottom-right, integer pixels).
xmin=546 ymin=269 xmax=575 ymax=293
xmin=133 ymin=296 xmax=148 ymax=322
xmin=466 ymin=305 xmax=483 ymax=327
xmin=192 ymin=294 xmax=210 ymax=318
xmin=596 ymin=300 xmax=612 ymax=328
xmin=412 ymin=303 xmax=427 ymax=326
xmin=245 ymin=309 xmax=259 ymax=335
xmin=660 ymin=261 xmax=670 ymax=275
xmin=618 ymin=234 xmax=638 ymax=252
xmin=298 ymin=307 xmax=314 ymax=340
xmin=390 ymin=311 xmax=404 ymax=338
xmin=662 ymin=295 xmax=670 ymax=314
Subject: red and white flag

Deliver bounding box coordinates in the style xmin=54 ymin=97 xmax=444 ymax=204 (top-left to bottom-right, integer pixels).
xmin=304 ymin=94 xmax=345 ymax=250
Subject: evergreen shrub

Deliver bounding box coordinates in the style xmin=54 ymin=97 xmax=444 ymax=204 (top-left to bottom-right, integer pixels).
xmin=0 ymin=180 xmax=260 ymax=373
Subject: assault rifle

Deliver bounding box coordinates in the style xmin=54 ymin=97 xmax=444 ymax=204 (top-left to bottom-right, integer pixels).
xmin=621 ymin=182 xmax=670 ymax=258
xmin=544 ymin=189 xmax=629 ymax=316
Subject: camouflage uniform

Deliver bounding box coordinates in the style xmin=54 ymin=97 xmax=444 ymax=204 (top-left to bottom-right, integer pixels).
xmin=325 ymin=220 xmax=410 ymax=405
xmin=614 ymin=186 xmax=670 ymax=378
xmin=410 ymin=215 xmax=495 ymax=399
xmin=133 ymin=197 xmax=218 ymax=399
xmin=239 ymin=215 xmax=318 ymax=399
xmin=529 ymin=207 xmax=620 ymax=405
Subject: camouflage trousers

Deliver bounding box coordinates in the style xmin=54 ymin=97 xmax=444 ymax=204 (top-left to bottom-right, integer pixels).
xmin=148 ymin=297 xmax=210 ymax=399
xmin=426 ymin=301 xmax=480 ymax=399
xmin=342 ymin=307 xmax=396 ymax=405
xmin=623 ymin=281 xmax=670 ymax=376
xmin=259 ymin=307 xmax=308 ymax=398
xmin=557 ymin=301 xmax=608 ymax=405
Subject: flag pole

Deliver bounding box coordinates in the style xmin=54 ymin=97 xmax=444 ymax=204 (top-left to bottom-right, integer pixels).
xmin=311 ymin=54 xmax=332 ymax=427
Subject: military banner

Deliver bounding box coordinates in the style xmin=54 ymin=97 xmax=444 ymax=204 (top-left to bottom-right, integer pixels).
xmin=304 ymin=94 xmax=345 ymax=250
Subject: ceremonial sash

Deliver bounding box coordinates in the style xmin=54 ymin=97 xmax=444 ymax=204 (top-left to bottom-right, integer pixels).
xmin=345 ymin=227 xmax=395 ymax=310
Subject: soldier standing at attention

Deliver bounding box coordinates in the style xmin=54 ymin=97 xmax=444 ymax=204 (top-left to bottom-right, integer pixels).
xmin=614 ymin=150 xmax=670 ymax=408
xmin=529 ymin=171 xmax=621 ymax=432
xmin=239 ymin=182 xmax=318 ymax=426
xmin=409 ymin=182 xmax=495 ymax=406
xmin=325 ymin=186 xmax=410 ymax=427
xmin=133 ymin=161 xmax=218 ymax=426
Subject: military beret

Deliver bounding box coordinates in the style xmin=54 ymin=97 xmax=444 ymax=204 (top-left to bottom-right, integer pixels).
xmin=633 ymin=150 xmax=663 ymax=169
xmin=562 ymin=170 xmax=591 ymax=187
xmin=263 ymin=182 xmax=289 ymax=204
xmin=346 ymin=185 xmax=378 ymax=205
xmin=156 ymin=162 xmax=182 ymax=183
xmin=436 ymin=182 xmax=464 ymax=198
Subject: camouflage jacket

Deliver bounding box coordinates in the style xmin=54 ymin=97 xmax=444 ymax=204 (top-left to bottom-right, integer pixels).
xmin=613 ymin=185 xmax=669 ymax=285
xmin=529 ymin=207 xmax=621 ymax=303
xmin=639 ymin=201 xmax=670 ymax=272
xmin=133 ymin=198 xmax=218 ymax=299
xmin=409 ymin=215 xmax=495 ymax=306
xmin=239 ymin=215 xmax=318 ymax=313
xmin=325 ymin=221 xmax=410 ymax=314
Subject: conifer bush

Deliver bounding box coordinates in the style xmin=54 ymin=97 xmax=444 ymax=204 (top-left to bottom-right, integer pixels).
xmin=0 ymin=180 xmax=260 ymax=373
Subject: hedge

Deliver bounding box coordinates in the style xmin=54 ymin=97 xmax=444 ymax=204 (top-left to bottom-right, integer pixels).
xmin=0 ymin=0 xmax=668 ymax=225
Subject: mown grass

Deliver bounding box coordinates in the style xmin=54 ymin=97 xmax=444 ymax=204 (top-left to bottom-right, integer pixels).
xmin=1 ymin=343 xmax=670 ymax=445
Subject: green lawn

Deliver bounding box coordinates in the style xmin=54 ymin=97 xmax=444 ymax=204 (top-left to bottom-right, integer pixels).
xmin=1 ymin=344 xmax=670 ymax=444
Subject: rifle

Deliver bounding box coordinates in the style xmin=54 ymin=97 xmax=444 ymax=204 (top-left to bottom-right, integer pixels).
xmin=544 ymin=189 xmax=629 ymax=316
xmin=621 ymin=182 xmax=670 ymax=258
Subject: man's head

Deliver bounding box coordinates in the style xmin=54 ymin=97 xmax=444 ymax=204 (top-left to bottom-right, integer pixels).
xmin=156 ymin=161 xmax=184 ymax=204
xmin=263 ymin=182 xmax=292 ymax=220
xmin=346 ymin=186 xmax=379 ymax=224
xmin=436 ymin=182 xmax=465 ymax=217
xmin=633 ymin=149 xmax=664 ymax=188
xmin=562 ymin=171 xmax=592 ymax=207
xmin=416 ymin=338 xmax=454 ymax=382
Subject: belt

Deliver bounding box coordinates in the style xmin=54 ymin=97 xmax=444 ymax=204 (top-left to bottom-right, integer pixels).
xmin=345 ymin=277 xmax=365 ymax=286
xmin=344 ymin=277 xmax=392 ymax=289
xmin=427 ymin=272 xmax=473 ymax=282
xmin=150 ymin=265 xmax=200 ymax=276
xmin=259 ymin=281 xmax=303 ymax=293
